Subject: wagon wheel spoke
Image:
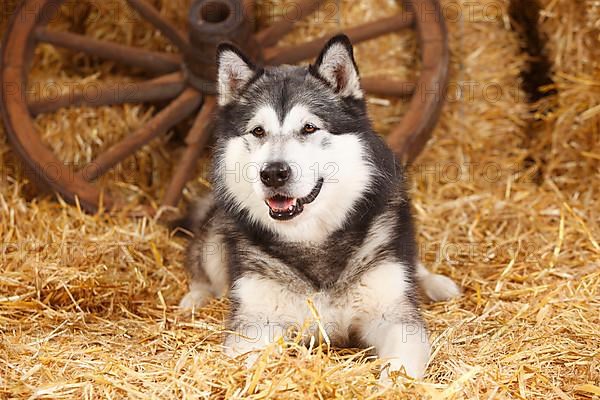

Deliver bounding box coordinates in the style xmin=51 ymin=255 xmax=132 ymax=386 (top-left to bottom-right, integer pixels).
xmin=362 ymin=77 xmax=415 ymax=97
xmin=79 ymin=88 xmax=202 ymax=182
xmin=35 ymin=28 xmax=182 ymax=75
xmin=28 ymin=72 xmax=185 ymax=116
xmin=126 ymin=0 xmax=191 ymax=55
xmin=263 ymin=13 xmax=414 ymax=65
xmin=162 ymin=96 xmax=217 ymax=207
xmin=255 ymin=0 xmax=324 ymax=47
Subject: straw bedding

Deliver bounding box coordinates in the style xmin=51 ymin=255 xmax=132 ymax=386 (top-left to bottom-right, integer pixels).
xmin=0 ymin=0 xmax=598 ymax=398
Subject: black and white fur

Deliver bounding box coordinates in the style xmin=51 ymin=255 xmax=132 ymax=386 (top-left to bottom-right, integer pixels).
xmin=180 ymin=35 xmax=459 ymax=383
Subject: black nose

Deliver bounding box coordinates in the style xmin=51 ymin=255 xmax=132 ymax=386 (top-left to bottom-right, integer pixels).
xmin=260 ymin=162 xmax=291 ymax=188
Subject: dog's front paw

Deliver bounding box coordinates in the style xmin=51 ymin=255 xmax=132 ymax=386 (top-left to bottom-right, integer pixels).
xmin=374 ymin=322 xmax=430 ymax=386
xmin=378 ymin=357 xmax=427 ymax=386
xmin=178 ymin=282 xmax=213 ymax=310
xmin=225 ymin=348 xmax=260 ymax=369
xmin=223 ymin=334 xmax=263 ymax=368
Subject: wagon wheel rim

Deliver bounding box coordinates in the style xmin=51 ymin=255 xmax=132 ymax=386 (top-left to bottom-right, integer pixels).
xmin=0 ymin=0 xmax=449 ymax=214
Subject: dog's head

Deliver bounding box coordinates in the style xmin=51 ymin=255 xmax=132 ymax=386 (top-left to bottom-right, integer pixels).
xmin=212 ymin=35 xmax=395 ymax=243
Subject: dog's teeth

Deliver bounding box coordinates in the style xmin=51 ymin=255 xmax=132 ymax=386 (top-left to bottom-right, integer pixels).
xmin=288 ymin=205 xmax=294 ymax=211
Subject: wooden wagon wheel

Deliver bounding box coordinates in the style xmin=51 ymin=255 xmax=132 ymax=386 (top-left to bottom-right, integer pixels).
xmin=0 ymin=0 xmax=449 ymax=213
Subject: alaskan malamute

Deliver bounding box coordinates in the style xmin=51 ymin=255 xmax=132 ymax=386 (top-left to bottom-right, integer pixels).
xmin=179 ymin=35 xmax=459 ymax=382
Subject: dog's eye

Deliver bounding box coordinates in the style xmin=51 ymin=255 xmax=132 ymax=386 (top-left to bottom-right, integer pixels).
xmin=251 ymin=126 xmax=265 ymax=137
xmin=303 ymin=123 xmax=319 ymax=134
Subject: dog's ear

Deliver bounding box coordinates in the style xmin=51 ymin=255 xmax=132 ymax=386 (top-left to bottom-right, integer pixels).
xmin=310 ymin=35 xmax=362 ymax=99
xmin=216 ymin=43 xmax=259 ymax=106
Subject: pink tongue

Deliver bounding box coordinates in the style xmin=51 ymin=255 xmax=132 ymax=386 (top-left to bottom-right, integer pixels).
xmin=267 ymin=197 xmax=295 ymax=211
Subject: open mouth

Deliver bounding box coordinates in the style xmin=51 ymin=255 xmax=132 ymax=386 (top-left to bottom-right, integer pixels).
xmin=265 ymin=178 xmax=324 ymax=221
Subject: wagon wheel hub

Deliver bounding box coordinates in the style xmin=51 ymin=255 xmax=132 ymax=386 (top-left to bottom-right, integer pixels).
xmin=183 ymin=0 xmax=262 ymax=93
xmin=0 ymin=0 xmax=449 ymax=214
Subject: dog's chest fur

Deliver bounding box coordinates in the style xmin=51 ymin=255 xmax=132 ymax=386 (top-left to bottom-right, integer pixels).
xmin=219 ymin=180 xmax=414 ymax=286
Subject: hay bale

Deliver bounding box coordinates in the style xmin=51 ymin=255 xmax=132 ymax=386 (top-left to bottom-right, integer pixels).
xmin=534 ymin=0 xmax=600 ymax=193
xmin=0 ymin=0 xmax=598 ymax=398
